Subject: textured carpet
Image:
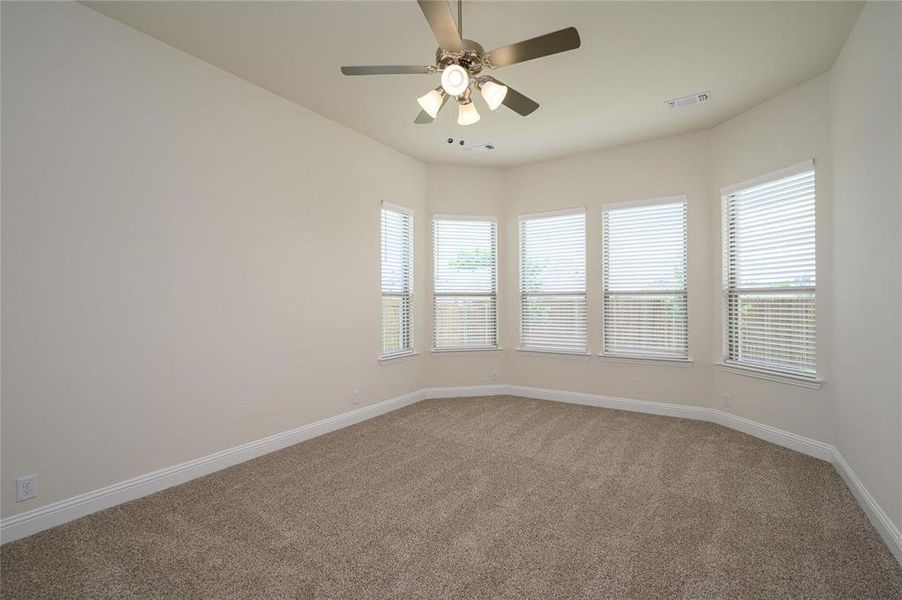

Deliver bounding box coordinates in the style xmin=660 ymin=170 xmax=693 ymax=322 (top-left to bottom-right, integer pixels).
xmin=2 ymin=395 xmax=901 ymax=599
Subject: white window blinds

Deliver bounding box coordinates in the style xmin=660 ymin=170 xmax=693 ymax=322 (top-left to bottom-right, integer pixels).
xmin=519 ymin=209 xmax=587 ymax=353
xmin=381 ymin=203 xmax=413 ymax=357
xmin=432 ymin=217 xmax=497 ymax=350
xmin=603 ymin=198 xmax=688 ymax=359
xmin=723 ymin=162 xmax=816 ymax=376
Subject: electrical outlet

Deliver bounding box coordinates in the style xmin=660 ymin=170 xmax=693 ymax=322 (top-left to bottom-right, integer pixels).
xmin=723 ymin=394 xmax=733 ymax=410
xmin=352 ymin=390 xmax=360 ymax=405
xmin=491 ymin=370 xmax=498 ymax=382
xmin=16 ymin=475 xmax=37 ymax=502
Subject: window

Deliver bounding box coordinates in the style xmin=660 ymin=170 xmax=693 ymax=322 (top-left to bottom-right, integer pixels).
xmin=381 ymin=203 xmax=413 ymax=358
xmin=519 ymin=209 xmax=587 ymax=353
xmin=723 ymin=161 xmax=816 ymax=377
xmin=602 ymin=198 xmax=688 ymax=359
xmin=432 ymin=217 xmax=497 ymax=350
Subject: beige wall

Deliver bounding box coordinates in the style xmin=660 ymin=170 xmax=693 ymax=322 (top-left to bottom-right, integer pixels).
xmin=497 ymin=75 xmax=836 ymax=446
xmin=830 ymin=1 xmax=902 ymax=531
xmin=422 ymin=165 xmax=507 ymax=389
xmin=425 ymin=78 xmax=837 ymax=445
xmin=3 ymin=0 xmax=901 ymax=542
xmin=502 ymin=132 xmax=713 ymax=408
xmin=708 ymin=74 xmax=834 ymax=444
xmin=1 ymin=2 xmax=426 ymax=517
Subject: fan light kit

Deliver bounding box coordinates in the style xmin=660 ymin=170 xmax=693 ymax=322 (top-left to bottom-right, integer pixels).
xmin=417 ymin=87 xmax=445 ymax=118
xmin=441 ymin=64 xmax=470 ymax=96
xmin=457 ymin=95 xmax=480 ymax=125
xmin=477 ymin=79 xmax=507 ymax=111
xmin=341 ymin=0 xmax=581 ymax=126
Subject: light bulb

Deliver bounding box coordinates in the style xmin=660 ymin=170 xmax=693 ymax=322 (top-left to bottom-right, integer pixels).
xmin=417 ymin=88 xmax=445 ymax=118
xmin=457 ymin=100 xmax=480 ymax=126
xmin=479 ymin=80 xmax=508 ymax=111
xmin=440 ymin=64 xmax=469 ymax=96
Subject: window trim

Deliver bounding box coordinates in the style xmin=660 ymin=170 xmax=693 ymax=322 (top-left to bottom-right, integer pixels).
xmin=379 ymin=351 xmax=419 ymax=364
xmin=515 ymin=347 xmax=592 ymax=358
xmin=721 ymin=159 xmax=815 ymax=196
xmin=518 ymin=206 xmax=588 ymax=354
xmin=517 ymin=206 xmax=587 ymax=221
xmin=601 ymin=195 xmax=687 ymax=212
xmin=717 ymin=361 xmax=822 ymax=389
xmin=597 ymin=354 xmax=694 ymax=367
xmin=431 ymin=214 xmax=499 ymax=352
xmin=380 ymin=201 xmax=414 ymax=360
xmin=430 ymin=347 xmax=504 ymax=355
xmin=720 ymin=160 xmax=818 ymax=381
xmin=600 ymin=195 xmax=689 ymax=360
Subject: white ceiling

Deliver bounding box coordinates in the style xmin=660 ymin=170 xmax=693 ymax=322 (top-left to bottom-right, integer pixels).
xmin=84 ymin=1 xmax=862 ymax=167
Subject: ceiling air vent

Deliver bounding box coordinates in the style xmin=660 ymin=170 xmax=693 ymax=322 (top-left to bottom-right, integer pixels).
xmin=665 ymin=91 xmax=711 ymax=110
xmin=464 ymin=144 xmax=496 ymax=153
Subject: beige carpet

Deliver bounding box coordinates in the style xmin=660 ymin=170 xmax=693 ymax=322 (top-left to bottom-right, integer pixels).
xmin=2 ymin=395 xmax=901 ymax=599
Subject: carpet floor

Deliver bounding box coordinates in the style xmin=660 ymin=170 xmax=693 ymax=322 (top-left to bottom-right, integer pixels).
xmin=2 ymin=395 xmax=901 ymax=599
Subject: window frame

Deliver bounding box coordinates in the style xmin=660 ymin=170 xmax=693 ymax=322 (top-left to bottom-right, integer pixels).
xmin=431 ymin=214 xmax=499 ymax=352
xmin=380 ymin=201 xmax=414 ymax=361
xmin=600 ymin=195 xmax=690 ymax=362
xmin=517 ymin=206 xmax=588 ymax=355
xmin=720 ymin=160 xmax=820 ymax=385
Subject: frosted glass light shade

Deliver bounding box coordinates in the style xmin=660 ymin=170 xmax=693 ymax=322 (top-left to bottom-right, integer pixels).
xmin=441 ymin=65 xmax=469 ymax=96
xmin=479 ymin=80 xmax=508 ymax=111
xmin=417 ymin=88 xmax=444 ymax=118
xmin=457 ymin=100 xmax=480 ymax=125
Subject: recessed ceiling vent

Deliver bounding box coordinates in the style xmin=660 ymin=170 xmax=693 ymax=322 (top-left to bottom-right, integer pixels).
xmin=465 ymin=143 xmax=496 ymax=153
xmin=665 ymin=91 xmax=711 ymax=110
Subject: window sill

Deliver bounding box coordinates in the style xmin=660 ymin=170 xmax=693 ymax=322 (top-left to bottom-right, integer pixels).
xmin=430 ymin=347 xmax=504 ymax=355
xmin=379 ymin=351 xmax=419 ymax=365
xmin=515 ymin=347 xmax=592 ymax=359
xmin=598 ymin=354 xmax=694 ymax=368
xmin=717 ymin=362 xmax=822 ymax=390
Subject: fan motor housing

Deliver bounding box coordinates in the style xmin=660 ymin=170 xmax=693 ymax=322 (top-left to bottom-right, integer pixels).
xmin=436 ymin=39 xmax=485 ymax=75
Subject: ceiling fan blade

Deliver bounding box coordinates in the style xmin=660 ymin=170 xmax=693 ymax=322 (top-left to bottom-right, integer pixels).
xmin=414 ymin=111 xmax=433 ymax=124
xmin=483 ymin=76 xmax=539 ymax=116
xmin=417 ymin=0 xmax=463 ymax=52
xmin=341 ymin=65 xmax=432 ymax=76
xmin=484 ymin=27 xmax=581 ymax=69
xmin=414 ymin=94 xmax=450 ymax=124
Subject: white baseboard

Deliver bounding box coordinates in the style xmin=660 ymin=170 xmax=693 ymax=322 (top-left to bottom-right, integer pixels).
xmin=707 ymin=410 xmax=835 ymax=461
xmin=0 ymin=388 xmax=424 ymax=545
xmin=426 ymin=384 xmax=898 ymax=563
xmin=502 ymin=384 xmax=834 ymax=460
xmin=422 ymin=384 xmax=511 ymax=399
xmin=832 ymin=449 xmax=902 ymax=564
xmin=3 ymin=383 xmax=899 ymax=566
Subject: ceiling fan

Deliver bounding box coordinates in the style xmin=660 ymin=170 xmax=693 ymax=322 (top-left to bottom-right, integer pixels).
xmin=340 ymin=0 xmax=581 ymax=126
